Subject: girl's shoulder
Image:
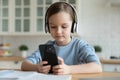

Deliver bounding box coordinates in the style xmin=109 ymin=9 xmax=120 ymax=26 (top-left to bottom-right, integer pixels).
xmin=72 ymin=37 xmax=93 ymax=49
xmin=72 ymin=38 xmax=88 ymax=45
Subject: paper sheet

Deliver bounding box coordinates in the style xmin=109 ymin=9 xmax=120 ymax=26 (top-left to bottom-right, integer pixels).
xmin=0 ymin=70 xmax=71 ymax=80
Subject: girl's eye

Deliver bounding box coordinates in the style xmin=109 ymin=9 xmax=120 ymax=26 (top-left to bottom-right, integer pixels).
xmin=50 ymin=26 xmax=56 ymax=29
xmin=62 ymin=26 xmax=68 ymax=28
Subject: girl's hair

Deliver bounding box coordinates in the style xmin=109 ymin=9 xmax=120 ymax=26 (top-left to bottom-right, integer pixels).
xmin=45 ymin=2 xmax=77 ymax=33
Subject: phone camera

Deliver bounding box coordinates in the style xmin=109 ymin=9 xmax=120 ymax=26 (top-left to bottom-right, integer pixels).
xmin=48 ymin=47 xmax=52 ymax=51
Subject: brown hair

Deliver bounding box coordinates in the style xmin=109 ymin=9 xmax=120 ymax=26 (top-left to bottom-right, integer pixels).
xmin=45 ymin=2 xmax=77 ymax=33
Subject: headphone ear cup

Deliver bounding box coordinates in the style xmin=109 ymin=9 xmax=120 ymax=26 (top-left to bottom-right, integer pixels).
xmin=71 ymin=22 xmax=77 ymax=33
xmin=73 ymin=22 xmax=77 ymax=33
xmin=71 ymin=23 xmax=74 ymax=33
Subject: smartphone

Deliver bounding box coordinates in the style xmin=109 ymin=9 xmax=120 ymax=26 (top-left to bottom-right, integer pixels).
xmin=39 ymin=44 xmax=58 ymax=73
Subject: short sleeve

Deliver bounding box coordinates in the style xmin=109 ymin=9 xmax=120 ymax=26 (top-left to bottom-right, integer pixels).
xmin=77 ymin=40 xmax=100 ymax=64
xmin=26 ymin=50 xmax=42 ymax=64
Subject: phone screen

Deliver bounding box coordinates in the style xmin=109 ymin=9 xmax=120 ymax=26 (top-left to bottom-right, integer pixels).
xmin=39 ymin=44 xmax=58 ymax=73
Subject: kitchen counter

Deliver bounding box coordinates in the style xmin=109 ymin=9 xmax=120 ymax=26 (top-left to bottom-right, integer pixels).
xmin=0 ymin=57 xmax=120 ymax=64
xmin=100 ymin=58 xmax=120 ymax=64
xmin=0 ymin=56 xmax=24 ymax=61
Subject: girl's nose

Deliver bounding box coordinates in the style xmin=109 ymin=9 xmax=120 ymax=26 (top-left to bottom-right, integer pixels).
xmin=56 ymin=27 xmax=62 ymax=33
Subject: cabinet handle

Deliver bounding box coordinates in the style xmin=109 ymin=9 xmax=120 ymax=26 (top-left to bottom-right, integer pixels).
xmin=114 ymin=67 xmax=118 ymax=72
xmin=14 ymin=61 xmax=19 ymax=64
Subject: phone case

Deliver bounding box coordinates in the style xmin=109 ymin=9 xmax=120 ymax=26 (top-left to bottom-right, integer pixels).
xmin=39 ymin=44 xmax=58 ymax=73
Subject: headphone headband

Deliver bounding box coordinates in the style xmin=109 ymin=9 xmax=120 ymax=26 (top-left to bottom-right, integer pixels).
xmin=45 ymin=2 xmax=78 ymax=33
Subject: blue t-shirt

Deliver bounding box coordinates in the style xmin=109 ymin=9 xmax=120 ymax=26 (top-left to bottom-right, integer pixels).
xmin=26 ymin=38 xmax=100 ymax=65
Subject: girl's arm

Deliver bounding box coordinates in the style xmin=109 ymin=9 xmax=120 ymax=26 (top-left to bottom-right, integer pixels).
xmin=21 ymin=60 xmax=51 ymax=74
xmin=52 ymin=57 xmax=102 ymax=75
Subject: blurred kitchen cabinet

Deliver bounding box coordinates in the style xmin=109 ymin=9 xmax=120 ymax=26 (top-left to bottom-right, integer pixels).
xmin=0 ymin=56 xmax=24 ymax=70
xmin=102 ymin=64 xmax=120 ymax=72
xmin=15 ymin=0 xmax=30 ymax=33
xmin=0 ymin=0 xmax=9 ymax=33
xmin=0 ymin=0 xmax=76 ymax=35
xmin=0 ymin=61 xmax=22 ymax=69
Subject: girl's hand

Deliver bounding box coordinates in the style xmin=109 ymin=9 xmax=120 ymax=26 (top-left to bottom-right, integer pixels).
xmin=37 ymin=61 xmax=51 ymax=74
xmin=52 ymin=57 xmax=70 ymax=75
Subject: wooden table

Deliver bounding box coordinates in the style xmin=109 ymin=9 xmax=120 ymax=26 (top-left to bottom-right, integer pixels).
xmin=0 ymin=69 xmax=120 ymax=80
xmin=72 ymin=72 xmax=120 ymax=80
xmin=1 ymin=57 xmax=120 ymax=80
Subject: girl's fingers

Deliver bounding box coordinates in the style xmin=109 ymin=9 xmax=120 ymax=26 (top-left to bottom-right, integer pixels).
xmin=40 ymin=61 xmax=48 ymax=66
xmin=58 ymin=57 xmax=64 ymax=64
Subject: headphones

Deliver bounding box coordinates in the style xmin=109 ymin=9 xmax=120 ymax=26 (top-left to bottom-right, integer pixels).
xmin=45 ymin=2 xmax=78 ymax=33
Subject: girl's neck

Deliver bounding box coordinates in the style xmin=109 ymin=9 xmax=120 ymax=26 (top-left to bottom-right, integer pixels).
xmin=56 ymin=37 xmax=72 ymax=46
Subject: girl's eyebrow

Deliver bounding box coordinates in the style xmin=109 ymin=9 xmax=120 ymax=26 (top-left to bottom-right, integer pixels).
xmin=49 ymin=23 xmax=70 ymax=25
xmin=49 ymin=23 xmax=55 ymax=25
xmin=62 ymin=23 xmax=69 ymax=25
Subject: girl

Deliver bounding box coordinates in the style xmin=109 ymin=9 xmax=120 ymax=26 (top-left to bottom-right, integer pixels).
xmin=21 ymin=2 xmax=102 ymax=75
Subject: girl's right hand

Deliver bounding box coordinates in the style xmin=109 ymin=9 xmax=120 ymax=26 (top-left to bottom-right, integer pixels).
xmin=37 ymin=61 xmax=51 ymax=74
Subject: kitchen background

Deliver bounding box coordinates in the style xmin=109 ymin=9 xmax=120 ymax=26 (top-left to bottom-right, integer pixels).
xmin=0 ymin=0 xmax=120 ymax=59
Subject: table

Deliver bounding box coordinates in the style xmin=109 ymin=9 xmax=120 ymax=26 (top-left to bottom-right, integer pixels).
xmin=72 ymin=72 xmax=120 ymax=80
xmin=1 ymin=57 xmax=120 ymax=80
xmin=0 ymin=70 xmax=120 ymax=80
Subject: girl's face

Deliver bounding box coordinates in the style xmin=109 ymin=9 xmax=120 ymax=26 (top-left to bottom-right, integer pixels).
xmin=49 ymin=12 xmax=73 ymax=46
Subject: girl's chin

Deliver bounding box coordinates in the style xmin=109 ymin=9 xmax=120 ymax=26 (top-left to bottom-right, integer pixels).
xmin=56 ymin=39 xmax=63 ymax=42
xmin=56 ymin=39 xmax=64 ymax=43
xmin=55 ymin=37 xmax=63 ymax=40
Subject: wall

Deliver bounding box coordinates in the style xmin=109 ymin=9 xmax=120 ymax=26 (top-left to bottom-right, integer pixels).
xmin=0 ymin=34 xmax=79 ymax=57
xmin=0 ymin=35 xmax=53 ymax=56
xmin=77 ymin=0 xmax=120 ymax=58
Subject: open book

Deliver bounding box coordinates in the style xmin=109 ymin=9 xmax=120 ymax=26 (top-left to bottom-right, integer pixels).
xmin=0 ymin=70 xmax=71 ymax=80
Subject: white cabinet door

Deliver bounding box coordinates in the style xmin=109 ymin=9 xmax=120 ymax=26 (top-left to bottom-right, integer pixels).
xmin=0 ymin=0 xmax=77 ymax=35
xmin=102 ymin=64 xmax=120 ymax=72
xmin=0 ymin=0 xmax=9 ymax=33
xmin=0 ymin=61 xmax=22 ymax=69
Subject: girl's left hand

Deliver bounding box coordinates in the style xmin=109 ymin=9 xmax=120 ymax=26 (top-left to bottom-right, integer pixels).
xmin=52 ymin=57 xmax=70 ymax=75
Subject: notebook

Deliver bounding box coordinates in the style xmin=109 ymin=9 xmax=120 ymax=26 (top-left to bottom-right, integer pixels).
xmin=79 ymin=77 xmax=120 ymax=80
